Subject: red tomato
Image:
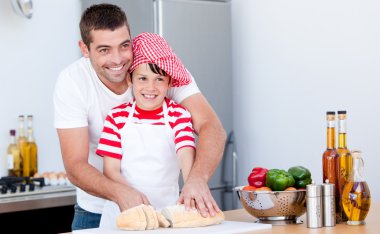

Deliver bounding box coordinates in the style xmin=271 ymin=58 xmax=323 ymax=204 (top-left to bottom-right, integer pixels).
xmin=242 ymin=185 xmax=256 ymax=191
xmin=255 ymin=186 xmax=272 ymax=191
xmin=285 ymin=187 xmax=297 ymax=191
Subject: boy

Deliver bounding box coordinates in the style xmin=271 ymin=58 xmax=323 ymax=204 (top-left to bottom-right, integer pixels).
xmin=96 ymin=32 xmax=196 ymax=228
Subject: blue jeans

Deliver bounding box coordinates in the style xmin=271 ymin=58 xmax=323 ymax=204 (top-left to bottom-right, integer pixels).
xmin=71 ymin=203 xmax=101 ymax=231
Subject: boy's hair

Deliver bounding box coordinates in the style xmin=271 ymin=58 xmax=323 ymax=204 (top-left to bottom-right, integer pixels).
xmin=131 ymin=63 xmax=171 ymax=84
xmin=79 ymin=3 xmax=130 ymax=48
xmin=148 ymin=63 xmax=167 ymax=77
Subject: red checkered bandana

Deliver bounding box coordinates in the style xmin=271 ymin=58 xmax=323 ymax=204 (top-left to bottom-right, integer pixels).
xmin=129 ymin=32 xmax=191 ymax=87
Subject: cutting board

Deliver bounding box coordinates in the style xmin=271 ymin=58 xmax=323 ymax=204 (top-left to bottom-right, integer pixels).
xmin=72 ymin=221 xmax=272 ymax=234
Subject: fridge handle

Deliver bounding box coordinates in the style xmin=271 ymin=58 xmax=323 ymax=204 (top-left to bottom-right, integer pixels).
xmin=221 ymin=130 xmax=239 ymax=210
xmin=153 ymin=0 xmax=163 ymax=35
xmin=232 ymin=151 xmax=237 ymax=191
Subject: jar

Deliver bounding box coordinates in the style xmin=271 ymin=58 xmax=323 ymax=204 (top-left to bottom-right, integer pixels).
xmin=341 ymin=150 xmax=371 ymax=225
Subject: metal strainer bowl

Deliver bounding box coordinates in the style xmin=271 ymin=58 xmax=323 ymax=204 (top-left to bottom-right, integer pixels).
xmin=234 ymin=186 xmax=306 ymax=224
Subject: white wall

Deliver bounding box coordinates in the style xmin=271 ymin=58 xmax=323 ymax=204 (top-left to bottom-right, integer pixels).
xmin=1 ymin=0 xmax=379 ymax=203
xmin=232 ymin=0 xmax=380 ymax=200
xmin=0 ymin=0 xmax=81 ymax=175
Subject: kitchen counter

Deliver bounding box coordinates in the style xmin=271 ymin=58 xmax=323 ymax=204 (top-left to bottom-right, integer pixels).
xmin=63 ymin=201 xmax=380 ymax=234
xmin=0 ymin=185 xmax=76 ymax=213
xmin=225 ymin=200 xmax=380 ymax=234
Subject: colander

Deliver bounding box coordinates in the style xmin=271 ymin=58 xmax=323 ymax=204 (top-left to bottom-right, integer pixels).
xmin=234 ymin=186 xmax=307 ymax=224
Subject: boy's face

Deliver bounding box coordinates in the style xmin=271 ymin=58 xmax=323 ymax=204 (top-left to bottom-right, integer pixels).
xmin=129 ymin=63 xmax=171 ymax=111
xmin=79 ymin=25 xmax=133 ymax=93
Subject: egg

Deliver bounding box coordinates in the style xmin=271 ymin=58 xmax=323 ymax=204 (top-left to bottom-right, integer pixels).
xmin=49 ymin=173 xmax=58 ymax=186
xmin=42 ymin=172 xmax=50 ymax=185
xmin=57 ymin=175 xmax=67 ymax=186
xmin=57 ymin=171 xmax=66 ymax=178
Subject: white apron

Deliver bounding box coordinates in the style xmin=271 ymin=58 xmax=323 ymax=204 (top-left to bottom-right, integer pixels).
xmin=100 ymin=101 xmax=180 ymax=228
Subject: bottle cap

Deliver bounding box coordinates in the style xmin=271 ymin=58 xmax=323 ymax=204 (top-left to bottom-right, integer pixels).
xmin=338 ymin=110 xmax=347 ymax=114
xmin=322 ymin=179 xmax=335 ymax=196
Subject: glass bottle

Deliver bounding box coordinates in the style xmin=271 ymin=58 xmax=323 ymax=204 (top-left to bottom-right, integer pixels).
xmin=337 ymin=110 xmax=352 ymax=222
xmin=26 ymin=115 xmax=38 ymax=176
xmin=6 ymin=129 xmax=21 ymax=177
xmin=342 ymin=150 xmax=371 ymax=225
xmin=322 ymin=111 xmax=341 ymax=221
xmin=17 ymin=115 xmax=27 ymax=176
xmin=28 ymin=115 xmax=38 ymax=176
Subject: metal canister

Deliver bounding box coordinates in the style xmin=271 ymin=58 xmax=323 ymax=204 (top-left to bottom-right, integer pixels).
xmin=322 ymin=179 xmax=336 ymax=227
xmin=306 ymin=182 xmax=323 ymax=228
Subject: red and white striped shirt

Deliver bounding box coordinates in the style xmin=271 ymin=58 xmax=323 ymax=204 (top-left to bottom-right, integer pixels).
xmin=96 ymin=98 xmax=195 ymax=159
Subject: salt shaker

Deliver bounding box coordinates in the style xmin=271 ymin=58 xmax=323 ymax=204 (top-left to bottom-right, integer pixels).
xmin=322 ymin=179 xmax=336 ymax=227
xmin=306 ymin=181 xmax=323 ymax=228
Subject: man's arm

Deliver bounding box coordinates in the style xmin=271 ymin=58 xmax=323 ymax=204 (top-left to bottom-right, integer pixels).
xmin=57 ymin=127 xmax=149 ymax=211
xmin=178 ymin=93 xmax=227 ymax=217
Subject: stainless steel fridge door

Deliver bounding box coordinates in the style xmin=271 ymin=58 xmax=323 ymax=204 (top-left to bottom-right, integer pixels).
xmin=156 ymin=0 xmax=234 ymax=210
xmin=81 ymin=0 xmax=236 ymax=210
xmin=81 ymin=0 xmax=154 ymax=37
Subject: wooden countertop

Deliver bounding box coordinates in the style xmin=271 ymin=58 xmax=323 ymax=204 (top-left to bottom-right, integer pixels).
xmin=224 ymin=200 xmax=380 ymax=234
xmin=63 ymin=201 xmax=379 ymax=234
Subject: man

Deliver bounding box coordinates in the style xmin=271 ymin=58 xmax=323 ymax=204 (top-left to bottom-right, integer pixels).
xmin=54 ymin=3 xmax=226 ymax=230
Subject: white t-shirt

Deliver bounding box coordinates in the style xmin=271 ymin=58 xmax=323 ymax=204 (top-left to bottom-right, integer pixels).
xmin=53 ymin=57 xmax=200 ymax=214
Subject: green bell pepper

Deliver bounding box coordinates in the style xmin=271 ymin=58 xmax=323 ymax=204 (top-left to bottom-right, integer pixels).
xmin=266 ymin=169 xmax=295 ymax=191
xmin=288 ymin=166 xmax=312 ymax=188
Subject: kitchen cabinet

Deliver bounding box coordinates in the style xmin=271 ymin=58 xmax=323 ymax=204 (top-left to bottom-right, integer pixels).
xmin=0 ymin=205 xmax=74 ymax=233
xmin=0 ymin=185 xmax=76 ymax=233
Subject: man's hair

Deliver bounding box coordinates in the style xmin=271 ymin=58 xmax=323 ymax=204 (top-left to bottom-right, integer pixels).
xmin=80 ymin=3 xmax=130 ymax=48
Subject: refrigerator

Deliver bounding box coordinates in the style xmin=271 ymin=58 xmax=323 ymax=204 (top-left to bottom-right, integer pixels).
xmin=81 ymin=0 xmax=236 ymax=211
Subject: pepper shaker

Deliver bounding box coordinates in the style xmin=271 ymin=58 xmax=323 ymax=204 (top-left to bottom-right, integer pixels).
xmin=306 ymin=181 xmax=323 ymax=228
xmin=322 ymin=179 xmax=336 ymax=227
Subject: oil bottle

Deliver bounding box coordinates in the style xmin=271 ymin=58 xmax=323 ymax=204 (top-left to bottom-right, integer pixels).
xmin=322 ymin=111 xmax=341 ymax=221
xmin=342 ymin=150 xmax=371 ymax=225
xmin=337 ymin=110 xmax=351 ymax=222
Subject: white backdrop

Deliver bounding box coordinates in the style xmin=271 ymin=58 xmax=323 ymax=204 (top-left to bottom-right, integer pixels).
xmin=1 ymin=0 xmax=379 ymax=203
xmin=0 ymin=0 xmax=81 ymax=175
xmin=232 ymin=0 xmax=380 ymax=200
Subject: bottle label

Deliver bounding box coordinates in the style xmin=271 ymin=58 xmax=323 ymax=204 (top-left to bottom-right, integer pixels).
xmin=7 ymin=154 xmax=14 ymax=169
xmin=327 ymin=120 xmax=335 ymax=128
xmin=339 ymin=119 xmax=347 ymax=133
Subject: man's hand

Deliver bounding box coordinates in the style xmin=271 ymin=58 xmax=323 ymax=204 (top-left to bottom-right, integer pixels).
xmin=177 ymin=176 xmax=220 ymax=218
xmin=178 ymin=93 xmax=226 ymax=218
xmin=102 ymin=155 xmax=151 ymax=212
xmin=115 ymin=184 xmax=151 ymax=212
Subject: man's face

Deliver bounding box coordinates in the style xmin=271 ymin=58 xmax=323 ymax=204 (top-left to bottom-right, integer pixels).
xmin=129 ymin=63 xmax=171 ymax=111
xmin=80 ymin=25 xmax=133 ymax=90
